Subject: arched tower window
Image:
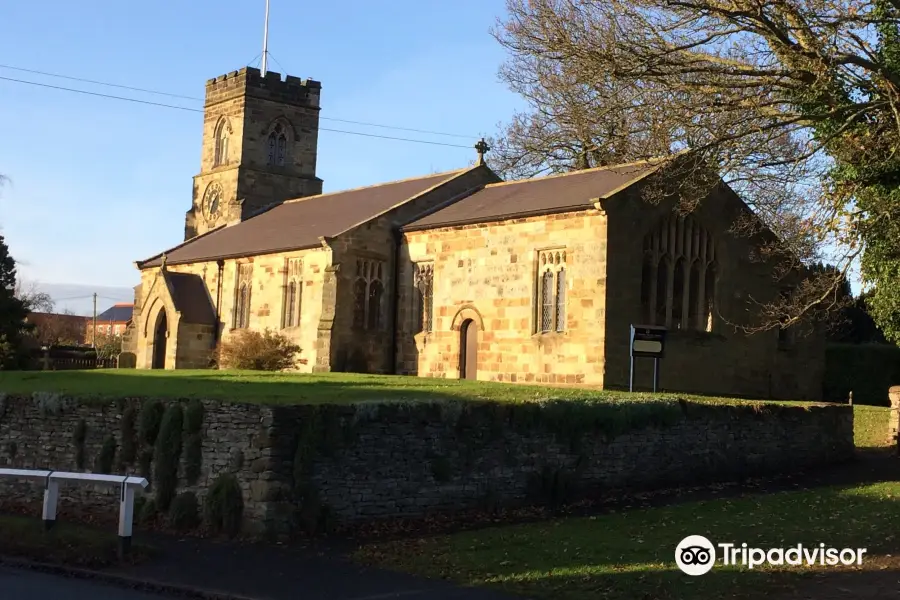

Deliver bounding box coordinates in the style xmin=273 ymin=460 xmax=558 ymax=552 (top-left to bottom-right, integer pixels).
xmin=640 ymin=214 xmax=716 ymax=331
xmin=266 ymin=122 xmax=290 ymax=167
xmin=214 ymin=118 xmax=231 ymax=167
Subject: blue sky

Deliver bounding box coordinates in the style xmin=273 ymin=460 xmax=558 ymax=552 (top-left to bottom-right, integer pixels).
xmin=0 ymin=0 xmax=521 ymax=314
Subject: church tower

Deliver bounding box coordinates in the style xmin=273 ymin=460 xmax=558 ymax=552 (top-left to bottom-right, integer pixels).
xmin=184 ymin=67 xmax=324 ymax=241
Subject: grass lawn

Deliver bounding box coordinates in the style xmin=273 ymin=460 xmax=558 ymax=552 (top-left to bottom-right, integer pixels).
xmin=853 ymin=404 xmax=891 ymax=450
xmin=0 ymin=514 xmax=152 ymax=567
xmin=356 ymin=480 xmax=900 ymax=600
xmin=0 ymin=368 xmax=818 ymax=406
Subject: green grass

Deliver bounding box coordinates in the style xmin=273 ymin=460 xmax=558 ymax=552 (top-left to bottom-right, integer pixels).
xmin=0 ymin=369 xmax=811 ymax=406
xmin=356 ymin=481 xmax=900 ymax=600
xmin=0 ymin=514 xmax=153 ymax=567
xmin=853 ymin=404 xmax=891 ymax=449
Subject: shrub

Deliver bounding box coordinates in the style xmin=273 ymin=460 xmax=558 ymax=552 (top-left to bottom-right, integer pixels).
xmin=183 ymin=399 xmax=204 ymax=485
xmin=153 ymin=404 xmax=184 ymax=512
xmin=215 ymin=328 xmax=304 ymax=371
xmin=824 ymin=343 xmax=900 ymax=406
xmin=94 ymin=434 xmax=117 ymax=474
xmin=73 ymin=419 xmax=87 ymax=470
xmin=119 ymin=405 xmax=137 ymax=466
xmin=168 ymin=492 xmax=200 ymax=531
xmin=138 ymin=497 xmax=157 ymax=525
xmin=204 ymin=474 xmax=244 ymax=538
xmin=138 ymin=400 xmax=164 ymax=447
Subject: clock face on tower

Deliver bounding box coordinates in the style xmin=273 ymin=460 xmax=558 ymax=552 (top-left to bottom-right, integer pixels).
xmin=202 ymin=182 xmax=224 ymax=224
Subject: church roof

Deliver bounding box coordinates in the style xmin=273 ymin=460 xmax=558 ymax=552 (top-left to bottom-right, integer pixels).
xmin=165 ymin=271 xmax=217 ymax=325
xmin=139 ymin=168 xmax=472 ymax=268
xmin=404 ymin=159 xmax=665 ymax=231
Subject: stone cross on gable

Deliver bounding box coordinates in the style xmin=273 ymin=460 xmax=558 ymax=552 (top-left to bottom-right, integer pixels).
xmin=160 ymin=253 xmax=167 ymax=270
xmin=475 ymin=138 xmax=490 ymax=166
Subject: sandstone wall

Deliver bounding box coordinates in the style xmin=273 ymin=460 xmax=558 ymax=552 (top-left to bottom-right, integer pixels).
xmin=0 ymin=393 xmax=853 ymax=537
xmin=133 ymin=246 xmax=331 ymax=371
xmin=399 ymin=210 xmax=608 ymax=384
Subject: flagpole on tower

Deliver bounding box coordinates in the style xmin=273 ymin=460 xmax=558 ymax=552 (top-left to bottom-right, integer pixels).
xmin=261 ymin=0 xmax=270 ymax=76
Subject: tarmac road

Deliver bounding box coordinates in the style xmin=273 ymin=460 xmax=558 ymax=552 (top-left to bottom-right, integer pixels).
xmin=0 ymin=566 xmax=171 ymax=600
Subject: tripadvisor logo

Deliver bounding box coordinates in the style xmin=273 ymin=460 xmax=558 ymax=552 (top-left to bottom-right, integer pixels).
xmin=675 ymin=536 xmax=867 ymax=576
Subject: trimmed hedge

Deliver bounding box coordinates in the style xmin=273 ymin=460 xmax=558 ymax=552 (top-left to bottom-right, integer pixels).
xmin=824 ymin=343 xmax=900 ymax=406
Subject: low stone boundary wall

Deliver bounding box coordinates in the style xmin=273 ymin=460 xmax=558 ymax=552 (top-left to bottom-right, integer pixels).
xmin=0 ymin=392 xmax=854 ymax=537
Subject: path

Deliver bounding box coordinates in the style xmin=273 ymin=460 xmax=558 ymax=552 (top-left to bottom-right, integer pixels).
xmin=0 ymin=565 xmax=171 ymax=600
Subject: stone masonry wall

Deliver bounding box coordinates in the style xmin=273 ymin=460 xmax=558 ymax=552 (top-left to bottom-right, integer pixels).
xmin=399 ymin=209 xmax=608 ymax=384
xmin=0 ymin=393 xmax=853 ymax=537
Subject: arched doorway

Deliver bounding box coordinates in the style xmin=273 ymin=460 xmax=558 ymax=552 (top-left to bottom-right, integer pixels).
xmin=151 ymin=309 xmax=168 ymax=369
xmin=459 ymin=318 xmax=478 ymax=380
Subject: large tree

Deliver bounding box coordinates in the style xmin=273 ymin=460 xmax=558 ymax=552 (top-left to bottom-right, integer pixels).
xmin=0 ymin=233 xmax=30 ymax=368
xmin=492 ymin=0 xmax=900 ymax=340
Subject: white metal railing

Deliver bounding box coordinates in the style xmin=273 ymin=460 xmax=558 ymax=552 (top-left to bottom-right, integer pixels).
xmin=0 ymin=468 xmax=149 ymax=555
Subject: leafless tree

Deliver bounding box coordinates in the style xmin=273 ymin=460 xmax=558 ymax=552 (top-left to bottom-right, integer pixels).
xmin=491 ymin=0 xmax=899 ymax=332
xmin=14 ymin=280 xmax=54 ymax=313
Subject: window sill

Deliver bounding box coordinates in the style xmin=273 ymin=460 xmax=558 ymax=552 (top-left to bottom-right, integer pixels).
xmin=532 ymin=331 xmax=568 ymax=339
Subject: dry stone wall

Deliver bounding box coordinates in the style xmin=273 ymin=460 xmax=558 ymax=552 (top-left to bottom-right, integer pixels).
xmin=0 ymin=393 xmax=854 ymax=538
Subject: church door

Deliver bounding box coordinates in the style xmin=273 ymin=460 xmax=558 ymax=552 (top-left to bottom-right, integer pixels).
xmin=459 ymin=319 xmax=478 ymax=380
xmin=151 ymin=310 xmax=168 ymax=369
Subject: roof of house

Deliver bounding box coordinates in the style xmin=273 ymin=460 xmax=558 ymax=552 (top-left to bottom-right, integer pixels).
xmin=165 ymin=272 xmax=216 ymax=325
xmin=404 ymin=159 xmax=665 ymax=231
xmin=139 ymin=168 xmax=474 ymax=268
xmin=96 ymin=304 xmax=133 ymax=322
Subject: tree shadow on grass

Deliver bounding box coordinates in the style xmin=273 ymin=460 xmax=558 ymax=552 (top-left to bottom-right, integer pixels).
xmin=361 ymin=482 xmax=900 ymax=600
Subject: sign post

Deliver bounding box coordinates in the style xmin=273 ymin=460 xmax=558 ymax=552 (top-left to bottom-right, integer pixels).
xmin=629 ymin=324 xmax=667 ymax=392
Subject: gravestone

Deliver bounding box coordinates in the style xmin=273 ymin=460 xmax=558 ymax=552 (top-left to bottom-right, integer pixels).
xmin=888 ymin=386 xmax=900 ymax=448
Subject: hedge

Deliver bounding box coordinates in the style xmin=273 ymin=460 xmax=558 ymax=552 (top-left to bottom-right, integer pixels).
xmin=823 ymin=343 xmax=900 ymax=406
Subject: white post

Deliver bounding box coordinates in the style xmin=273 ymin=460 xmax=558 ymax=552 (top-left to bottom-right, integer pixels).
xmin=42 ymin=480 xmax=59 ymax=530
xmin=118 ymin=479 xmax=136 ymax=557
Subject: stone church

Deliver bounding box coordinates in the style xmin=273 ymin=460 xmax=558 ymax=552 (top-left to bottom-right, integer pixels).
xmin=122 ymin=66 xmax=824 ymax=400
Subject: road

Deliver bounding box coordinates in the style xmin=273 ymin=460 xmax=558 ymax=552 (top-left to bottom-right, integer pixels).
xmin=0 ymin=566 xmax=170 ymax=600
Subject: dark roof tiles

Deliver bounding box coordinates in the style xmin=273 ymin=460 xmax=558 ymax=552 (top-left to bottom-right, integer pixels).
xmin=140 ymin=169 xmax=468 ymax=267
xmin=405 ymin=161 xmax=663 ymax=230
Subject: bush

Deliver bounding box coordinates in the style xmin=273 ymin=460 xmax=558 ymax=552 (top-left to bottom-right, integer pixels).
xmin=153 ymin=404 xmax=183 ymax=512
xmin=168 ymin=492 xmax=200 ymax=531
xmin=183 ymin=399 xmax=204 ymax=485
xmin=138 ymin=400 xmax=164 ymax=447
xmin=824 ymin=343 xmax=900 ymax=406
xmin=204 ymin=474 xmax=244 ymax=538
xmin=119 ymin=405 xmax=137 ymax=466
xmin=138 ymin=497 xmax=157 ymax=525
xmin=215 ymin=329 xmax=304 ymax=371
xmin=94 ymin=434 xmax=117 ymax=474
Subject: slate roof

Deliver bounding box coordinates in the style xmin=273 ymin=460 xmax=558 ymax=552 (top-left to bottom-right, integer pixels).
xmin=96 ymin=304 xmax=133 ymax=322
xmin=404 ymin=159 xmax=665 ymax=231
xmin=165 ymin=272 xmax=216 ymax=325
xmin=139 ymin=169 xmax=472 ymax=268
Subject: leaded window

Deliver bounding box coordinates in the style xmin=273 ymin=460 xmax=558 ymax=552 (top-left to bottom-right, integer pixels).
xmin=536 ymin=249 xmax=567 ymax=334
xmin=353 ymin=258 xmax=385 ymax=331
xmin=414 ymin=263 xmax=434 ymax=333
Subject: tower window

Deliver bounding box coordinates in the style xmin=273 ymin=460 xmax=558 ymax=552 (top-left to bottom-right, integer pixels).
xmin=214 ymin=118 xmax=231 ymax=167
xmin=266 ymin=123 xmax=289 ymax=166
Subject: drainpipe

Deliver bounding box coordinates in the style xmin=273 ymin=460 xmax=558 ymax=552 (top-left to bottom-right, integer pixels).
xmin=390 ymin=229 xmax=402 ymax=375
xmin=214 ymin=259 xmax=225 ymax=344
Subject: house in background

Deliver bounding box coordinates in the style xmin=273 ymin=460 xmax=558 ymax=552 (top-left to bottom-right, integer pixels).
xmin=25 ymin=312 xmax=89 ymax=346
xmin=86 ymin=303 xmax=133 ymax=344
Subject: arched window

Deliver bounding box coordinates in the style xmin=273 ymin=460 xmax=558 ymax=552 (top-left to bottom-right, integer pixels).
xmin=368 ymin=281 xmax=384 ymax=330
xmin=353 ymin=258 xmax=385 ymax=331
xmin=672 ymin=257 xmax=686 ymax=329
xmin=234 ymin=263 xmax=253 ymax=329
xmin=535 ymin=249 xmax=567 ymax=334
xmin=704 ymin=262 xmax=717 ymax=332
xmin=655 ymin=255 xmax=669 ymax=326
xmin=266 ymin=123 xmax=289 ymax=166
xmin=214 ymin=119 xmax=230 ymax=167
xmin=555 ymin=268 xmax=566 ymax=332
xmin=414 ymin=263 xmax=434 ymax=333
xmin=641 ymin=214 xmax=716 ymax=331
xmin=688 ymin=260 xmax=702 ymax=329
xmin=282 ymin=258 xmax=302 ymax=328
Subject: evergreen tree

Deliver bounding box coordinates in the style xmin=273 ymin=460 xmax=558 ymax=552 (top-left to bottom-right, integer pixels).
xmin=0 ymin=234 xmax=29 ymax=369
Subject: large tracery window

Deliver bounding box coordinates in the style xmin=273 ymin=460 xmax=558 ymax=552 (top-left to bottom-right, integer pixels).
xmin=353 ymin=258 xmax=385 ymax=331
xmin=414 ymin=262 xmax=434 ymax=334
xmin=640 ymin=214 xmax=717 ymax=331
xmin=535 ymin=249 xmax=567 ymax=334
